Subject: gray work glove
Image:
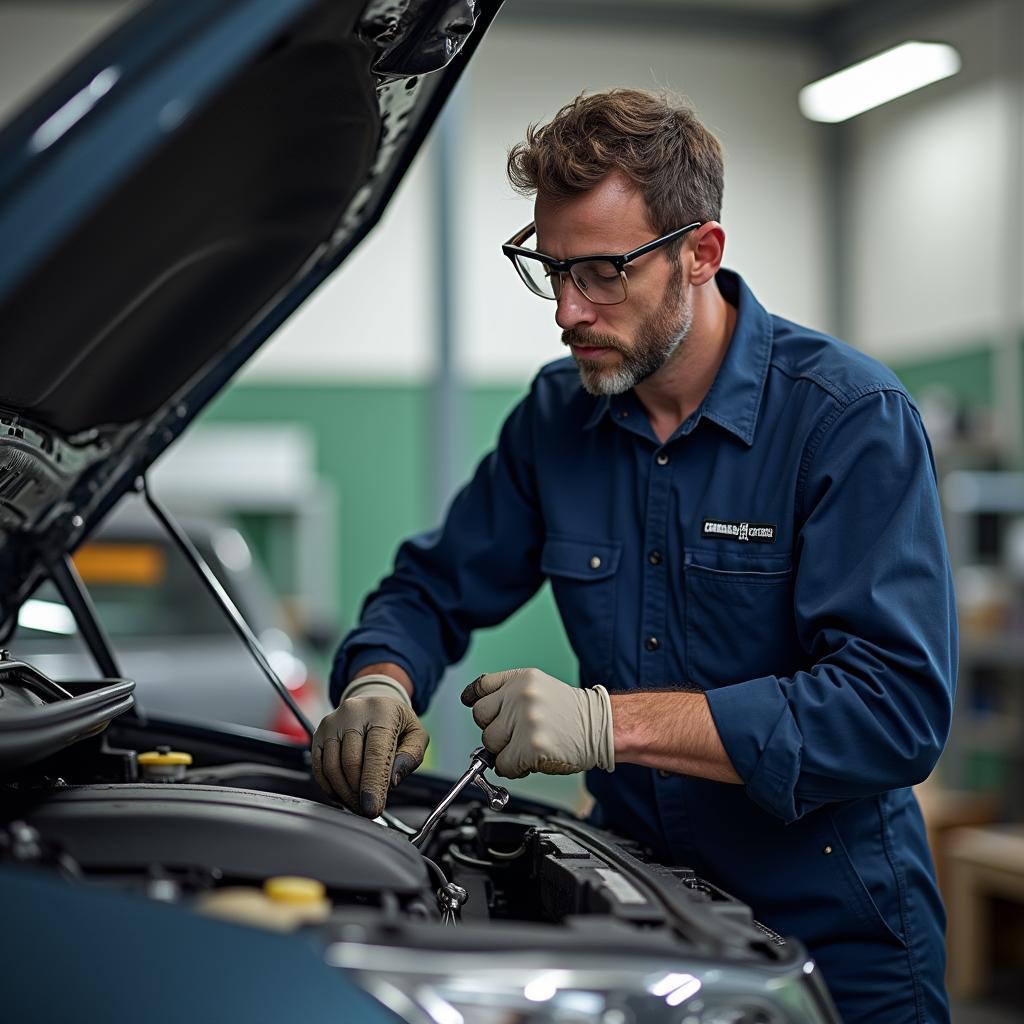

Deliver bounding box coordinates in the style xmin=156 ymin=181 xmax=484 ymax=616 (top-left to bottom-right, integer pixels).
xmin=312 ymin=674 xmax=429 ymax=817
xmin=460 ymin=668 xmax=614 ymax=779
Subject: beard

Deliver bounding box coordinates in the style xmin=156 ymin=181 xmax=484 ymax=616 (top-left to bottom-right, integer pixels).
xmin=563 ymin=267 xmax=692 ymax=396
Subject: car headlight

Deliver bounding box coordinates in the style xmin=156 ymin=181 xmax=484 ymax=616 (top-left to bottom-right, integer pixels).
xmin=326 ymin=941 xmax=838 ymax=1024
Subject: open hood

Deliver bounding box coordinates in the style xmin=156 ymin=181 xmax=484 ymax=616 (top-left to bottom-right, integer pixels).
xmin=0 ymin=0 xmax=501 ymax=624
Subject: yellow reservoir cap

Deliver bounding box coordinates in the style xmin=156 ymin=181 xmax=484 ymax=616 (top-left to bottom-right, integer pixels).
xmin=264 ymin=876 xmax=326 ymax=905
xmin=138 ymin=750 xmax=193 ymax=766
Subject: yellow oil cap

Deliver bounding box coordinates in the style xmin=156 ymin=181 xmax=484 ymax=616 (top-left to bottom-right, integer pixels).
xmin=264 ymin=876 xmax=326 ymax=905
xmin=138 ymin=750 xmax=193 ymax=766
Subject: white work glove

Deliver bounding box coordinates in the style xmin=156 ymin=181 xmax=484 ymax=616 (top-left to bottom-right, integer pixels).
xmin=311 ymin=674 xmax=429 ymax=817
xmin=460 ymin=668 xmax=615 ymax=779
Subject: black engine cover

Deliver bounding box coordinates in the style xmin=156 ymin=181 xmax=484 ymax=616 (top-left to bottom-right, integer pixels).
xmin=20 ymin=783 xmax=428 ymax=893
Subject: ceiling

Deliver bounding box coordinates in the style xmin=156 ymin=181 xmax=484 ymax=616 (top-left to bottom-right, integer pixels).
xmin=573 ymin=0 xmax=854 ymax=9
xmin=502 ymin=0 xmax=968 ymax=51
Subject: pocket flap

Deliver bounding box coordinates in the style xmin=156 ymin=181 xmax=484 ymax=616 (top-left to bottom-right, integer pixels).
xmin=541 ymin=536 xmax=621 ymax=580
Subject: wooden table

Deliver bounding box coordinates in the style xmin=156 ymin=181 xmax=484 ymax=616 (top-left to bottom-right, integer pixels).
xmin=945 ymin=824 xmax=1024 ymax=998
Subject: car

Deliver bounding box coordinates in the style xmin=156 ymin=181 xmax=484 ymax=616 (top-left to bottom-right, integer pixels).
xmin=0 ymin=2 xmax=840 ymax=1022
xmin=9 ymin=499 xmax=329 ymax=741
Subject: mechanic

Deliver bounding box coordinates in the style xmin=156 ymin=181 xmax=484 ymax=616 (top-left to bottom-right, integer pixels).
xmin=312 ymin=90 xmax=956 ymax=1024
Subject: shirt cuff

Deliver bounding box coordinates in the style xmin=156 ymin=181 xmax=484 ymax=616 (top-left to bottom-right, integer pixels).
xmin=331 ymin=645 xmax=418 ymax=709
xmin=704 ymin=675 xmax=805 ymax=823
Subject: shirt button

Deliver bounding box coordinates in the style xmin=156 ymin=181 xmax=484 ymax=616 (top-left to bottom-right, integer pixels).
xmin=648 ymin=550 xmax=663 ymax=566
xmin=822 ymin=845 xmax=833 ymax=856
xmin=589 ymin=555 xmax=602 ymax=570
xmin=645 ymin=636 xmax=659 ymax=651
xmin=655 ymin=453 xmax=669 ymax=466
xmin=658 ymin=769 xmax=672 ymax=779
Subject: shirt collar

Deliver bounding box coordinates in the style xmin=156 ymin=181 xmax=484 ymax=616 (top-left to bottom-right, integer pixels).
xmin=582 ymin=269 xmax=772 ymax=446
xmin=698 ymin=269 xmax=772 ymax=446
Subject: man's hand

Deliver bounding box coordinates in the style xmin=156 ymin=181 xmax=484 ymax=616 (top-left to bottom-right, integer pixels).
xmin=460 ymin=668 xmax=614 ymax=779
xmin=312 ymin=674 xmax=429 ymax=817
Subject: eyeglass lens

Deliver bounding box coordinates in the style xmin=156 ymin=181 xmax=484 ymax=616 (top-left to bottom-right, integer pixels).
xmin=513 ymin=255 xmax=626 ymax=304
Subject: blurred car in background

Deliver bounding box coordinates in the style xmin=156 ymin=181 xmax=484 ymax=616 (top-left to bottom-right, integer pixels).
xmin=10 ymin=500 xmax=329 ymax=740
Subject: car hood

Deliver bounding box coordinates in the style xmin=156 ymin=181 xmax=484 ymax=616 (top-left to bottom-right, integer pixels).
xmin=0 ymin=0 xmax=500 ymax=624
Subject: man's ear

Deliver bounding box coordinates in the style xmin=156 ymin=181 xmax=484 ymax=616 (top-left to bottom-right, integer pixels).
xmin=688 ymin=221 xmax=726 ymax=286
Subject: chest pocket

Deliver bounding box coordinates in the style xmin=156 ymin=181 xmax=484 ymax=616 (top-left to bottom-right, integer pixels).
xmin=684 ymin=551 xmax=801 ymax=689
xmin=541 ymin=536 xmax=621 ymax=683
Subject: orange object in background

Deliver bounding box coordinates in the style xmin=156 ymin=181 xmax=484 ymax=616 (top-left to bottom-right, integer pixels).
xmin=72 ymin=543 xmax=166 ymax=586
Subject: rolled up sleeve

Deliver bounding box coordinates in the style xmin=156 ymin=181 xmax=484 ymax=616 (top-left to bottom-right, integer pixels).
xmin=331 ymin=389 xmax=546 ymax=711
xmin=705 ymin=387 xmax=958 ymax=822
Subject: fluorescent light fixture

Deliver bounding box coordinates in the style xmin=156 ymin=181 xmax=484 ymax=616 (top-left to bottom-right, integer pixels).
xmin=18 ymin=599 xmax=77 ymax=635
xmin=799 ymin=42 xmax=961 ymax=123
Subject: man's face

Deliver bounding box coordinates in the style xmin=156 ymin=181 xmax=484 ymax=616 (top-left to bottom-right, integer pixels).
xmin=534 ymin=173 xmax=692 ymax=396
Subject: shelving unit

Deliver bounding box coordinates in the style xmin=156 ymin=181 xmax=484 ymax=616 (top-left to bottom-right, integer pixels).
xmin=940 ymin=472 xmax=1024 ymax=817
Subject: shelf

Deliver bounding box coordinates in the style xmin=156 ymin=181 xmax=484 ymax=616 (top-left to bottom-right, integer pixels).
xmin=960 ymin=630 xmax=1024 ymax=666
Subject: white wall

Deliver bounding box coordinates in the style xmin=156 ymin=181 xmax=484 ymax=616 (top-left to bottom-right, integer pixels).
xmin=848 ymin=0 xmax=1023 ymax=360
xmin=25 ymin=5 xmax=1016 ymax=386
xmin=455 ymin=22 xmax=828 ymax=384
xmin=0 ymin=5 xmax=830 ymax=388
xmin=244 ymin=141 xmax=441 ymax=382
xmin=245 ymin=17 xmax=829 ymax=385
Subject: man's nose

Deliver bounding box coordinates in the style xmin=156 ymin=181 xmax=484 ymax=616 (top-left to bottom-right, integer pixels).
xmin=554 ymin=275 xmax=597 ymax=331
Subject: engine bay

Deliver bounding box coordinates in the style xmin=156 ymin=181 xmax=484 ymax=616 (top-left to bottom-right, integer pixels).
xmin=0 ymin=654 xmax=841 ymax=1024
xmin=3 ymin=737 xmax=781 ymax=954
xmin=0 ymin=653 xmax=770 ymax=945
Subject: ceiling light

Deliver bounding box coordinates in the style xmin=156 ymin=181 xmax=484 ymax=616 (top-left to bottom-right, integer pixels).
xmin=799 ymin=42 xmax=961 ymax=123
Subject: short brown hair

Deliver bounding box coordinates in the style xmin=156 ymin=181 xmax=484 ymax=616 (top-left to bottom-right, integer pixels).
xmin=507 ymin=89 xmax=724 ymax=249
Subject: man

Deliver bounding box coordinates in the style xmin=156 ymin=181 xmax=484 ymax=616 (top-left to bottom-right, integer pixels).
xmin=312 ymin=90 xmax=956 ymax=1024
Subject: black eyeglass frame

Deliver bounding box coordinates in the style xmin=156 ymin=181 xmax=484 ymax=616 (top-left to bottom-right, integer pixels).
xmin=501 ymin=221 xmax=703 ymax=304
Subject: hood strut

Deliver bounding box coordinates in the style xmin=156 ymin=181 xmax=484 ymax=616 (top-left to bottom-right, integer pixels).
xmin=43 ymin=551 xmax=144 ymax=731
xmin=47 ymin=553 xmax=122 ymax=683
xmin=140 ymin=478 xmax=316 ymax=744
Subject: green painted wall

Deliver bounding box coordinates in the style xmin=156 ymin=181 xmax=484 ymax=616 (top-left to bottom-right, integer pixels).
xmin=200 ymin=339 xmax=1011 ymax=805
xmin=201 ymin=381 xmax=581 ymax=804
xmin=203 ymin=384 xmax=431 ymax=632
xmin=204 ymin=342 xmax=1002 ymax=646
xmin=888 ymin=346 xmax=994 ymax=407
xmin=202 ymin=383 xmax=575 ymax=680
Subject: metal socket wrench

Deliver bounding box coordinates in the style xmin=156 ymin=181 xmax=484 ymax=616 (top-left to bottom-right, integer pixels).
xmin=411 ymin=746 xmax=509 ymax=848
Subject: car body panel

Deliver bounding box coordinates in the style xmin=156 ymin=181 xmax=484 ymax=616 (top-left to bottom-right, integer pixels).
xmin=0 ymin=0 xmax=501 ymax=625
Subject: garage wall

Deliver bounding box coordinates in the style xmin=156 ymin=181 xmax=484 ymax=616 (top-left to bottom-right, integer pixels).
xmin=849 ymin=0 xmax=1010 ymax=357
xmin=227 ymin=13 xmax=830 ymax=593
xmin=13 ymin=3 xmax=1017 ymax=787
xmin=845 ymin=0 xmax=1023 ymax=422
xmin=242 ymin=16 xmax=828 ymax=386
xmin=210 ymin=14 xmax=829 ymax=786
xmin=452 ymin=21 xmax=829 ymax=383
xmin=200 ymin=381 xmax=580 ymax=790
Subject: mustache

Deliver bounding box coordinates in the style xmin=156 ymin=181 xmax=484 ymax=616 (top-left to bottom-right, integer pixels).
xmin=562 ymin=329 xmax=623 ymax=352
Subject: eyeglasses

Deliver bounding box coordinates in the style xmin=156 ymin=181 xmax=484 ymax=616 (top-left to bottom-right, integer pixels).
xmin=501 ymin=221 xmax=702 ymax=305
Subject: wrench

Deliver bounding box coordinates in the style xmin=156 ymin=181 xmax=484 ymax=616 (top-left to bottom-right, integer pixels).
xmin=410 ymin=746 xmax=509 ymax=848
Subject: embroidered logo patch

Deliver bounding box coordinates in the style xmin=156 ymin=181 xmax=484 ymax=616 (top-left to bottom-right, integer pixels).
xmin=702 ymin=519 xmax=777 ymax=544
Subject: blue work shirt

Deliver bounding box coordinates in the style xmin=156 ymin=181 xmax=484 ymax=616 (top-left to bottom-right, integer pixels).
xmin=333 ymin=270 xmax=957 ymax=1024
